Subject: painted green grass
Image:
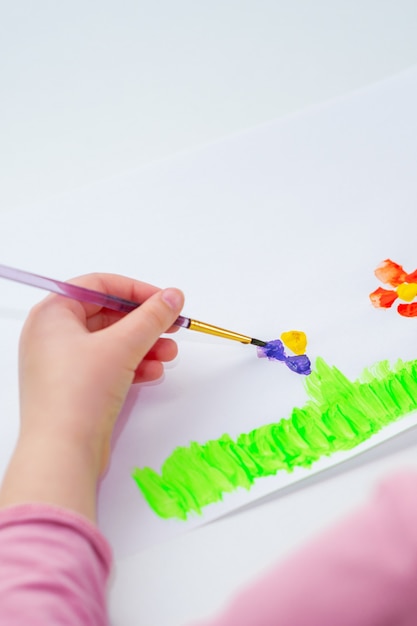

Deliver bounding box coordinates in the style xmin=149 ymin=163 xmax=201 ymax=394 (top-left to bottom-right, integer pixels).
xmin=132 ymin=357 xmax=417 ymax=520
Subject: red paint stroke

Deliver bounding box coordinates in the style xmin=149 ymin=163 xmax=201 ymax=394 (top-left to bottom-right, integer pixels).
xmin=369 ymin=287 xmax=398 ymax=309
xmin=405 ymin=269 xmax=417 ymax=283
xmin=374 ymin=259 xmax=407 ymax=287
xmin=398 ymin=303 xmax=417 ymax=318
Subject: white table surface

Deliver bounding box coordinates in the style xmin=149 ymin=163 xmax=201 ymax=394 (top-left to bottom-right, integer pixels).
xmin=2 ymin=3 xmax=417 ymax=625
xmin=2 ymin=0 xmax=417 ymax=210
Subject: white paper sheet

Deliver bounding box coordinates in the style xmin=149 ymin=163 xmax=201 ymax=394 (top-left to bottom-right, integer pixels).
xmin=1 ymin=67 xmax=417 ymax=558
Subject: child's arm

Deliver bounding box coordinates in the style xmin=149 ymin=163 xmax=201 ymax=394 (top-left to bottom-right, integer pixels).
xmin=0 ymin=503 xmax=112 ymax=626
xmin=0 ymin=273 xmax=184 ymax=625
xmin=0 ymin=273 xmax=184 ymax=521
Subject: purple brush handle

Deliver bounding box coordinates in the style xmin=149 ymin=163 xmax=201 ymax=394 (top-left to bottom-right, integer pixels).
xmin=0 ymin=264 xmax=190 ymax=328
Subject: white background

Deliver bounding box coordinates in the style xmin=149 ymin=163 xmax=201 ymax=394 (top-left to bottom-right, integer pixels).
xmin=2 ymin=3 xmax=417 ymax=626
xmin=2 ymin=1 xmax=417 ymax=209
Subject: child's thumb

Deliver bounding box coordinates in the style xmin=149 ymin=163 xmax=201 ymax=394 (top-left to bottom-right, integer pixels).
xmin=111 ymin=288 xmax=185 ymax=364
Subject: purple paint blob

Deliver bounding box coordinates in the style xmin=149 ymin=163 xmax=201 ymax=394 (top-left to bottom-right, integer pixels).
xmin=285 ymin=355 xmax=312 ymax=376
xmin=257 ymin=338 xmax=312 ymax=376
xmin=257 ymin=339 xmax=286 ymax=361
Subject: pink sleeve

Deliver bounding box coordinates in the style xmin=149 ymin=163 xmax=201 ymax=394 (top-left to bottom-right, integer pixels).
xmin=0 ymin=503 xmax=112 ymax=625
xmin=200 ymin=472 xmax=417 ymax=626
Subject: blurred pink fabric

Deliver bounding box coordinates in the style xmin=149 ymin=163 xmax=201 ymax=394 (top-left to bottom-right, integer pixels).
xmin=1 ymin=473 xmax=417 ymax=625
xmin=200 ymin=472 xmax=417 ymax=626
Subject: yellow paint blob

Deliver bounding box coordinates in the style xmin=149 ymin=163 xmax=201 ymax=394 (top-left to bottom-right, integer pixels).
xmin=396 ymin=283 xmax=417 ymax=302
xmin=280 ymin=330 xmax=307 ymax=355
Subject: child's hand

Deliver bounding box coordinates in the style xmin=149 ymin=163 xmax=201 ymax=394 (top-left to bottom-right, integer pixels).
xmin=0 ymin=274 xmax=184 ymax=520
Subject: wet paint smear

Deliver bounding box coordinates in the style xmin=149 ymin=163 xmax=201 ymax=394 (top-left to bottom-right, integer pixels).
xmin=370 ymin=259 xmax=417 ymax=317
xmin=369 ymin=287 xmax=399 ymax=309
xmin=280 ymin=330 xmax=307 ymax=355
xmin=132 ymin=356 xmax=417 ymax=520
xmin=257 ymin=331 xmax=311 ymax=376
xmin=397 ymin=303 xmax=417 ymax=318
xmin=374 ymin=259 xmax=407 ymax=287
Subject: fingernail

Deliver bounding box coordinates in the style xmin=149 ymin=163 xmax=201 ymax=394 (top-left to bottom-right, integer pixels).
xmin=161 ymin=288 xmax=183 ymax=310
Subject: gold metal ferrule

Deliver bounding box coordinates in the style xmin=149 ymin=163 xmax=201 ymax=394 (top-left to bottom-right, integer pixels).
xmin=188 ymin=319 xmax=252 ymax=344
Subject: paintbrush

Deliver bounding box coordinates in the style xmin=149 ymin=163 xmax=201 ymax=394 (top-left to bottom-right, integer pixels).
xmin=0 ymin=263 xmax=267 ymax=348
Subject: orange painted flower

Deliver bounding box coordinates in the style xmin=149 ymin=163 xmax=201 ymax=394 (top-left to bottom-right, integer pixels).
xmin=370 ymin=259 xmax=417 ymax=318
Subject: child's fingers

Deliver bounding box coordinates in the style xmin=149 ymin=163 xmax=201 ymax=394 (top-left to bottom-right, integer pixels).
xmin=60 ymin=273 xmax=163 ymax=319
xmin=108 ymin=288 xmax=185 ymax=368
xmin=144 ymin=337 xmax=178 ymax=362
xmin=84 ymin=308 xmax=182 ymax=334
xmin=164 ymin=324 xmax=181 ymax=334
xmin=31 ymin=274 xmax=184 ymax=373
xmin=64 ymin=275 xmax=183 ymax=336
xmin=133 ymin=359 xmax=165 ymax=384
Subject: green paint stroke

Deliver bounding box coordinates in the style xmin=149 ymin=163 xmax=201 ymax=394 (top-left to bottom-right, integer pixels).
xmin=132 ymin=357 xmax=417 ymax=520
